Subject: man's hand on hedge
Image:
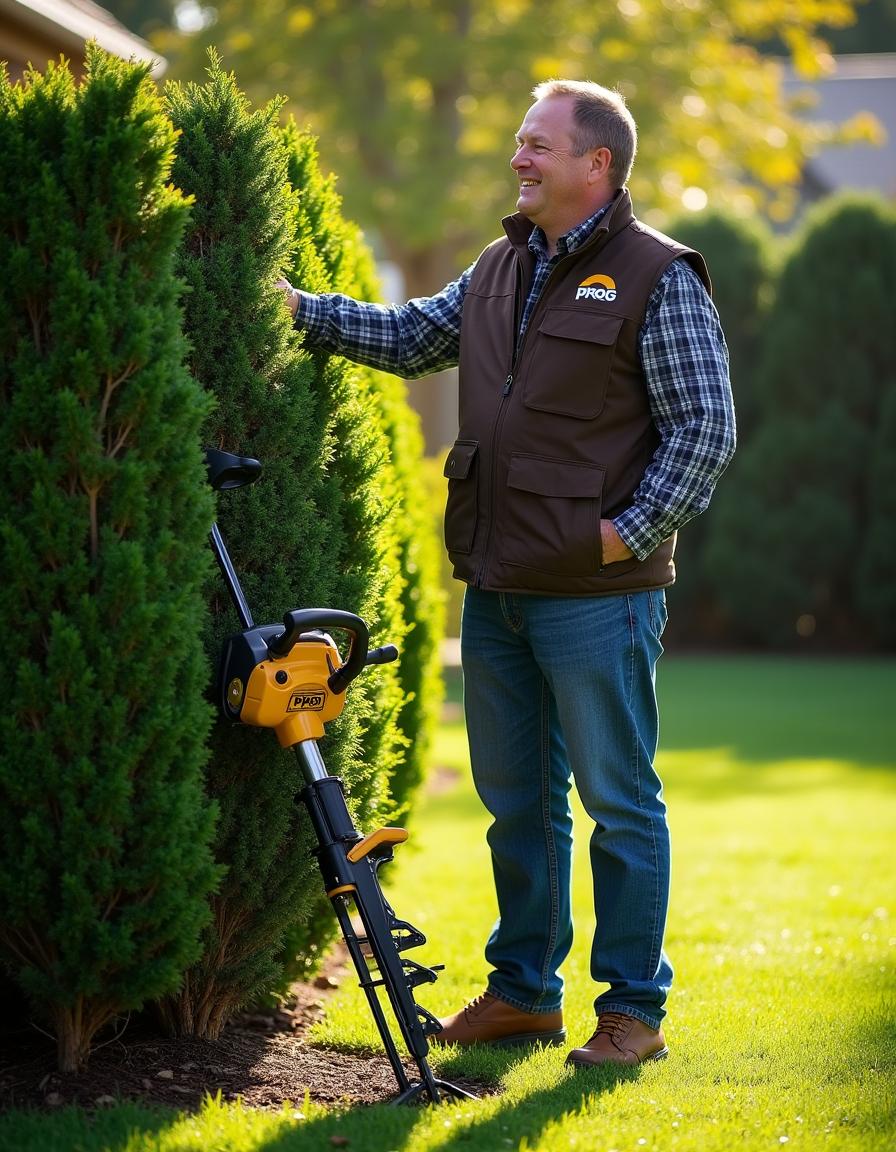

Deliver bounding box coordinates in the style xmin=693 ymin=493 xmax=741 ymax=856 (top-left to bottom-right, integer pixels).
xmin=275 ymin=278 xmax=300 ymax=319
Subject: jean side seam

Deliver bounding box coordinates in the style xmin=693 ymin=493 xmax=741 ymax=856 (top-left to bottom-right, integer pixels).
xmin=646 ymin=806 xmax=663 ymax=984
xmin=642 ymin=596 xmax=665 ymax=991
xmin=631 ymin=594 xmax=662 ymax=986
xmin=625 ymin=595 xmax=643 ymax=810
xmin=537 ymin=674 xmax=560 ymax=1010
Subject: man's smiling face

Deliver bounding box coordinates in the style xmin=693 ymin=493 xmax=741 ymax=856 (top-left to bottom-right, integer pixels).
xmin=511 ymin=94 xmax=610 ymax=248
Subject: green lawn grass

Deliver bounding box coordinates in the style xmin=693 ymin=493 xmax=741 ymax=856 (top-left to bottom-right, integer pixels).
xmin=2 ymin=656 xmax=894 ymax=1151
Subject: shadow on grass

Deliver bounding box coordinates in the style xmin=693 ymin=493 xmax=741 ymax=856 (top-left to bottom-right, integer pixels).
xmin=655 ymin=655 xmax=895 ymax=768
xmin=0 ymin=1102 xmax=177 ymax=1152
xmin=436 ymin=1062 xmax=643 ymax=1152
xmin=445 ymin=656 xmax=895 ymax=771
xmin=248 ymin=1053 xmax=643 ymax=1152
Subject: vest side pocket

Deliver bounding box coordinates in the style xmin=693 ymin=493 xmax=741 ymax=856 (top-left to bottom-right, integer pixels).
xmin=499 ymin=453 xmax=604 ymax=577
xmin=443 ymin=440 xmax=479 ymax=556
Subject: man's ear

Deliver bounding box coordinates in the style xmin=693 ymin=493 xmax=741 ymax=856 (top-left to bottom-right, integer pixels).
xmin=588 ymin=147 xmax=613 ymax=183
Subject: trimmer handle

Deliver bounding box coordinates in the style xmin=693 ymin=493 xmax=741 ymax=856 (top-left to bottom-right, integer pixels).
xmin=267 ymin=608 xmax=372 ymax=695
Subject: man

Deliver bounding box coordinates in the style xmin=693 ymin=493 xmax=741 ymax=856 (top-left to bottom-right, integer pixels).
xmin=279 ymin=79 xmax=735 ymax=1067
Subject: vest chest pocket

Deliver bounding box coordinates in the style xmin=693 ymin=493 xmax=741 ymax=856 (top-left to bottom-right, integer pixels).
xmin=523 ymin=310 xmax=623 ymax=420
xmin=499 ymin=453 xmax=605 ymax=577
xmin=443 ymin=440 xmax=479 ymax=555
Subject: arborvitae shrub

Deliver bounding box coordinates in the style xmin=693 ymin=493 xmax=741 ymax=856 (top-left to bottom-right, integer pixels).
xmin=0 ymin=47 xmax=218 ymax=1071
xmin=705 ymin=194 xmax=896 ymax=648
xmin=263 ymin=125 xmax=442 ymax=986
xmin=159 ymin=59 xmax=409 ymax=1030
xmin=373 ymin=374 xmax=445 ymax=812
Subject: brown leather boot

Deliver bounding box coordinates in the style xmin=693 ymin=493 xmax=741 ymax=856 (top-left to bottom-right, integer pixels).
xmin=430 ymin=991 xmax=566 ymax=1048
xmin=566 ymin=1012 xmax=669 ymax=1067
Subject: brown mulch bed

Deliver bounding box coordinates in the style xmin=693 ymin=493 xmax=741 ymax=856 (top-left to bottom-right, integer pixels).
xmin=0 ymin=948 xmax=487 ymax=1113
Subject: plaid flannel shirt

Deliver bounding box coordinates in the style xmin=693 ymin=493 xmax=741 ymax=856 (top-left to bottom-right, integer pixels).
xmin=295 ymin=206 xmax=735 ymax=560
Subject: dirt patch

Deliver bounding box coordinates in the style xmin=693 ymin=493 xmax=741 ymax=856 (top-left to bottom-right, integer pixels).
xmin=0 ymin=949 xmax=487 ymax=1113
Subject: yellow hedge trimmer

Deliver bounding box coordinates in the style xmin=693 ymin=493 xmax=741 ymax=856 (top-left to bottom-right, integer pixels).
xmin=205 ymin=448 xmax=473 ymax=1106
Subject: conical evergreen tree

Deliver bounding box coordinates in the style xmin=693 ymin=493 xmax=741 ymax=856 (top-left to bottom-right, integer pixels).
xmin=160 ymin=58 xmax=410 ymax=1032
xmin=266 ymin=126 xmax=444 ymax=988
xmin=705 ymin=194 xmax=896 ymax=648
xmin=0 ymin=47 xmax=218 ymax=1071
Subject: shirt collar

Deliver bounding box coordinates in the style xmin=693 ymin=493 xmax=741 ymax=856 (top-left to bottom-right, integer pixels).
xmin=527 ymin=200 xmax=615 ymax=261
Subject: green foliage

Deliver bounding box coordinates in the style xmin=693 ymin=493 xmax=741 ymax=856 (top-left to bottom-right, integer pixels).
xmin=159 ymin=61 xmax=416 ymax=1025
xmin=100 ymin=0 xmax=177 ymax=37
xmin=705 ymin=194 xmax=896 ymax=648
xmin=157 ymin=0 xmax=867 ymax=293
xmin=270 ymin=124 xmax=443 ymax=987
xmin=854 ymin=386 xmax=896 ymax=643
xmin=824 ymin=0 xmax=896 ymax=53
xmin=157 ymin=57 xmax=331 ymax=1036
xmin=421 ymin=452 xmax=465 ymax=638
xmin=0 ymin=47 xmax=218 ymax=1071
xmin=373 ymin=379 xmax=446 ymax=813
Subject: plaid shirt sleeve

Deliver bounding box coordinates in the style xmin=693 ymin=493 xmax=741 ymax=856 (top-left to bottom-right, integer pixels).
xmin=294 ymin=266 xmax=473 ymax=378
xmin=614 ymin=259 xmax=736 ymax=560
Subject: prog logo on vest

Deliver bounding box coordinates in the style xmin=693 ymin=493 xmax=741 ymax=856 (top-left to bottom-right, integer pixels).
xmin=576 ymin=274 xmax=617 ymax=302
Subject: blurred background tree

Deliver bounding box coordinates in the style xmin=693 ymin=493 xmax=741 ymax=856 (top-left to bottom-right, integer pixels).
xmin=702 ymin=194 xmax=896 ymax=649
xmin=141 ymin=0 xmax=875 ymax=298
xmin=100 ymin=0 xmax=177 ymax=37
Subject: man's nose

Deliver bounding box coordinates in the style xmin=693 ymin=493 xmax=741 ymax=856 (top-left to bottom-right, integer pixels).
xmin=511 ymin=147 xmax=528 ymax=170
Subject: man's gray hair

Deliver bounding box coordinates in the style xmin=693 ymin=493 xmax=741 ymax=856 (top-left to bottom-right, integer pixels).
xmin=531 ymin=79 xmax=638 ymax=186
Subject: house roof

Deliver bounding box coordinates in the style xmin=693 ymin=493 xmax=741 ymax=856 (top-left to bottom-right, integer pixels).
xmin=783 ymin=53 xmax=896 ymax=198
xmin=0 ymin=0 xmax=165 ymax=75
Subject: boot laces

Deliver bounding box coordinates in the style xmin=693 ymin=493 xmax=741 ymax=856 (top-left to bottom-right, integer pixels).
xmin=465 ymin=991 xmax=495 ymax=1016
xmin=596 ymin=1012 xmax=632 ymax=1043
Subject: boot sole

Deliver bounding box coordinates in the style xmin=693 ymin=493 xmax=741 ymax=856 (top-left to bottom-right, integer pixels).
xmin=431 ymin=1028 xmax=567 ymax=1050
xmin=567 ymin=1044 xmax=670 ymax=1067
xmin=489 ymin=1029 xmax=568 ymax=1049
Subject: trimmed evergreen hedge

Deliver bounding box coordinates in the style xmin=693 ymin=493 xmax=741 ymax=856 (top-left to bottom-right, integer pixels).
xmin=0 ymin=48 xmax=218 ymax=1071
xmin=703 ymin=194 xmax=896 ymax=648
xmin=158 ymin=59 xmax=427 ymax=1033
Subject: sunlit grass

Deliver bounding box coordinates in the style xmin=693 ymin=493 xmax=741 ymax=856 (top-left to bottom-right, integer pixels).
xmin=1 ymin=657 xmax=893 ymax=1151
xmin=314 ymin=657 xmax=896 ymax=1149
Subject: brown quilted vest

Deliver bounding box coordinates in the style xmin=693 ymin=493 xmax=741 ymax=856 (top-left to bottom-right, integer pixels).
xmin=443 ymin=188 xmax=709 ymax=596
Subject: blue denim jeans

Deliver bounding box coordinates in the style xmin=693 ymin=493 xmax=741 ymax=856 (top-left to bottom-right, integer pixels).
xmin=460 ymin=586 xmax=672 ymax=1029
